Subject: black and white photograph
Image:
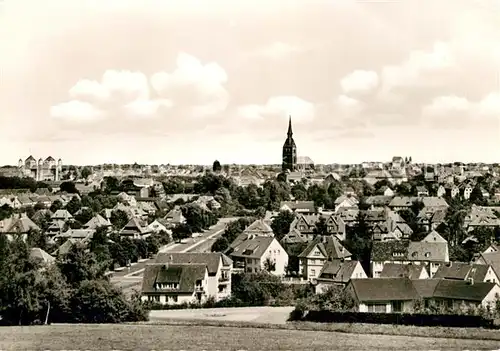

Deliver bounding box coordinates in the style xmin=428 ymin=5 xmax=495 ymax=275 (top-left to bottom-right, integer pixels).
xmin=1 ymin=0 xmax=500 ymax=350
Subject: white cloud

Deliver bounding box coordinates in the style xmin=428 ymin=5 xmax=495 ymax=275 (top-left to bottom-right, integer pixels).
xmin=380 ymin=42 xmax=455 ymax=93
xmin=336 ymin=95 xmax=362 ymax=109
xmin=69 ymin=70 xmax=149 ymax=104
xmin=340 ymin=70 xmax=379 ymax=94
xmin=253 ymin=42 xmax=301 ymax=60
xmin=237 ymin=96 xmax=315 ymax=122
xmin=422 ymin=95 xmax=470 ymax=117
xmin=124 ymin=99 xmax=173 ymax=118
xmin=50 ymin=100 xmax=104 ymax=122
xmin=151 ymin=53 xmax=229 ymax=118
xmin=422 ymin=92 xmax=500 ymax=128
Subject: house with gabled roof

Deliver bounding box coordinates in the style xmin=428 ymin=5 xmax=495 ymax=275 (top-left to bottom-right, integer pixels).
xmin=83 ymin=214 xmax=112 ymax=230
xmin=119 ymin=217 xmax=151 ymax=239
xmin=298 ymin=235 xmax=351 ymax=281
xmin=227 ymin=233 xmax=288 ymax=276
xmin=433 ymin=262 xmax=499 ymax=284
xmin=413 ymin=279 xmax=500 ymax=310
xmin=147 ymin=219 xmax=171 ymax=237
xmin=346 ymin=277 xmax=500 ymax=313
xmin=141 ymin=263 xmax=209 ymax=305
xmin=334 ymin=195 xmax=358 ymax=213
xmin=314 ymin=260 xmax=367 ymax=293
xmin=54 ymin=228 xmax=95 ymax=241
xmin=380 ymin=263 xmax=429 ymax=280
xmin=371 ymin=231 xmax=449 ymax=278
xmin=346 ymin=277 xmax=419 ymax=313
xmin=51 ymin=209 xmax=73 ymax=221
xmin=364 ymin=196 xmax=393 ymax=209
xmin=281 ymin=228 xmax=309 ymax=245
xmin=388 ymin=196 xmax=418 ymax=211
xmin=30 ymin=247 xmax=55 ymax=266
xmin=280 ymin=200 xmax=315 ymax=214
xmin=163 ymin=206 xmax=186 ymax=226
xmin=243 ymin=219 xmax=274 ymax=237
xmin=155 ymin=252 xmax=233 ymax=301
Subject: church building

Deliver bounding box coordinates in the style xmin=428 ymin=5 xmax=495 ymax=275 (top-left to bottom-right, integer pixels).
xmin=282 ymin=116 xmax=297 ymax=172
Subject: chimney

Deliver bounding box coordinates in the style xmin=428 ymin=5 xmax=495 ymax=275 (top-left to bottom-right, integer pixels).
xmin=467 ymin=277 xmax=474 ymax=285
xmin=169 ymin=255 xmax=173 ymax=262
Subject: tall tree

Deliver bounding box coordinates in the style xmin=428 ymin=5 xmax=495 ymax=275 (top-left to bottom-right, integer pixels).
xmin=212 ymin=160 xmax=222 ymax=173
xmin=271 ymin=210 xmax=296 ymax=241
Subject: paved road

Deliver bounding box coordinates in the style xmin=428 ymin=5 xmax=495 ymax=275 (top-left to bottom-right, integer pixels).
xmin=111 ymin=217 xmax=238 ymax=296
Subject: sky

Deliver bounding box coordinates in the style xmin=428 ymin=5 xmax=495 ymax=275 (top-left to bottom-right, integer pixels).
xmin=1 ymin=0 xmax=500 ymax=166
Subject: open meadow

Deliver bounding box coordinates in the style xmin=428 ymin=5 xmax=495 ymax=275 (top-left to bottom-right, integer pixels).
xmin=1 ymin=324 xmax=500 ymax=351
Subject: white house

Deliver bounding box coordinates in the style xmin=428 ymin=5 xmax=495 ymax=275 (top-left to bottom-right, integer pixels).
xmin=229 ymin=233 xmax=288 ymax=276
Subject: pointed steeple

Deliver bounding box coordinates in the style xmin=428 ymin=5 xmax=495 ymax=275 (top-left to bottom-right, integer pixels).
xmin=287 ymin=115 xmax=293 ymax=137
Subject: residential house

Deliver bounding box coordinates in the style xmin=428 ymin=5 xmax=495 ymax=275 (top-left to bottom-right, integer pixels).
xmin=421 ymin=197 xmax=449 ymax=210
xmin=141 ymin=263 xmax=209 ymax=305
xmin=155 ymin=252 xmax=233 ymax=301
xmin=228 ymin=233 xmax=288 ymax=276
xmin=281 ymin=228 xmax=309 ymax=244
xmin=436 ymin=185 xmax=446 ymax=198
xmin=346 ymin=278 xmax=418 ymax=313
xmin=446 ymin=184 xmax=460 ymax=199
xmin=83 ymin=214 xmax=112 ymax=230
xmin=463 ymin=183 xmax=474 ymax=200
xmin=379 ymin=263 xmax=429 ymax=280
xmin=119 ymin=217 xmax=151 ymax=239
xmin=371 ymin=231 xmax=449 ymax=278
xmin=433 ymin=262 xmax=499 ymax=284
xmin=416 ymin=186 xmax=429 ymax=197
xmin=314 ymin=260 xmax=367 ymax=293
xmin=51 ymin=209 xmax=73 ymax=221
xmin=280 ymin=201 xmax=316 ymax=214
xmin=390 ymin=156 xmax=404 ymax=172
xmin=0 ymin=213 xmax=41 ymax=241
xmin=388 ymin=197 xmax=417 ymax=212
xmin=164 ymin=206 xmax=186 ymax=227
xmin=382 ymin=187 xmax=395 ymax=197
xmin=364 ymin=196 xmax=393 ymax=209
xmin=148 ymin=219 xmax=171 ymax=236
xmin=54 ymin=228 xmax=95 ymax=241
xmin=334 ymin=195 xmax=359 ymax=213
xmin=347 ymin=277 xmax=500 ymax=313
xmin=298 ymin=235 xmax=351 ymax=281
xmin=243 ymin=219 xmax=274 ymax=237
xmin=417 ymin=208 xmax=447 ymax=232
xmin=30 ymin=247 xmax=56 ymax=266
xmin=413 ymin=279 xmax=500 ymax=310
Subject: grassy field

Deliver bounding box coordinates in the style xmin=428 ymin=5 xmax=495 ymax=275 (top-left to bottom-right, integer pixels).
xmin=1 ymin=324 xmax=500 ymax=351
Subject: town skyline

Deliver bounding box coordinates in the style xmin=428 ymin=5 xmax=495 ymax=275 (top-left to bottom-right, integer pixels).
xmin=1 ymin=0 xmax=500 ymax=165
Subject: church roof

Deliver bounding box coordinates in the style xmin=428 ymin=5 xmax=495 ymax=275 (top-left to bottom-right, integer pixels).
xmin=25 ymin=155 xmax=36 ymax=162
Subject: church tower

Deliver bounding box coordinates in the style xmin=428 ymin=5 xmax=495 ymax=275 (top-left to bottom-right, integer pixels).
xmin=282 ymin=116 xmax=297 ymax=172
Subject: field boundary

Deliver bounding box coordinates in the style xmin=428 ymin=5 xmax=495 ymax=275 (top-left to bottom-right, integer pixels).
xmin=134 ymin=318 xmax=500 ymax=341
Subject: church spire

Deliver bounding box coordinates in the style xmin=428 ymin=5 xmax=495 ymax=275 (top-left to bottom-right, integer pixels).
xmin=287 ymin=115 xmax=293 ymax=137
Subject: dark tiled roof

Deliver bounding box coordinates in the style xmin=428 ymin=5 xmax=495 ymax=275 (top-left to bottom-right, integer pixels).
xmin=349 ymin=278 xmax=419 ymax=302
xmin=155 ymin=252 xmax=232 ymax=276
xmin=229 ymin=233 xmax=275 ymax=259
xmin=407 ymin=241 xmax=448 ymax=262
xmin=280 ymin=201 xmax=315 ymax=212
xmin=298 ymin=236 xmax=351 ymax=259
xmin=413 ymin=279 xmax=497 ymax=302
xmin=317 ymin=260 xmax=360 ymax=283
xmin=433 ymin=263 xmax=489 ymax=281
xmin=371 ymin=241 xmax=409 ymax=261
xmin=142 ymin=263 xmax=207 ymax=294
xmin=380 ymin=263 xmax=425 ymax=279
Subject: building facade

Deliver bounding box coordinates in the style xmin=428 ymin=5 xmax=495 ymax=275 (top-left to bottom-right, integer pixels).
xmin=282 ymin=116 xmax=297 ymax=172
xmin=18 ymin=156 xmax=63 ymax=181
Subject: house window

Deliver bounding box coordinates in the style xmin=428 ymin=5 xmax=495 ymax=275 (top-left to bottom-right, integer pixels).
xmin=424 ymin=252 xmax=431 ymax=258
xmin=392 ymin=301 xmax=403 ymax=313
xmin=148 ymin=295 xmax=160 ymax=302
xmin=367 ymin=304 xmax=386 ymax=313
xmin=314 ymin=251 xmax=320 ymax=256
xmin=310 ymin=269 xmax=316 ymax=277
xmin=172 ymin=296 xmax=178 ymax=303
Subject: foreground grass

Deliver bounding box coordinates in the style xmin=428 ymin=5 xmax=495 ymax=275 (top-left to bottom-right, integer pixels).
xmin=144 ymin=317 xmax=500 ymax=341
xmin=0 ymin=323 xmax=499 ymax=351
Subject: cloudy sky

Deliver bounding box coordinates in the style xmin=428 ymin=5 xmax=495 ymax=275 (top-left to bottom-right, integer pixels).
xmin=1 ymin=0 xmax=500 ymax=165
